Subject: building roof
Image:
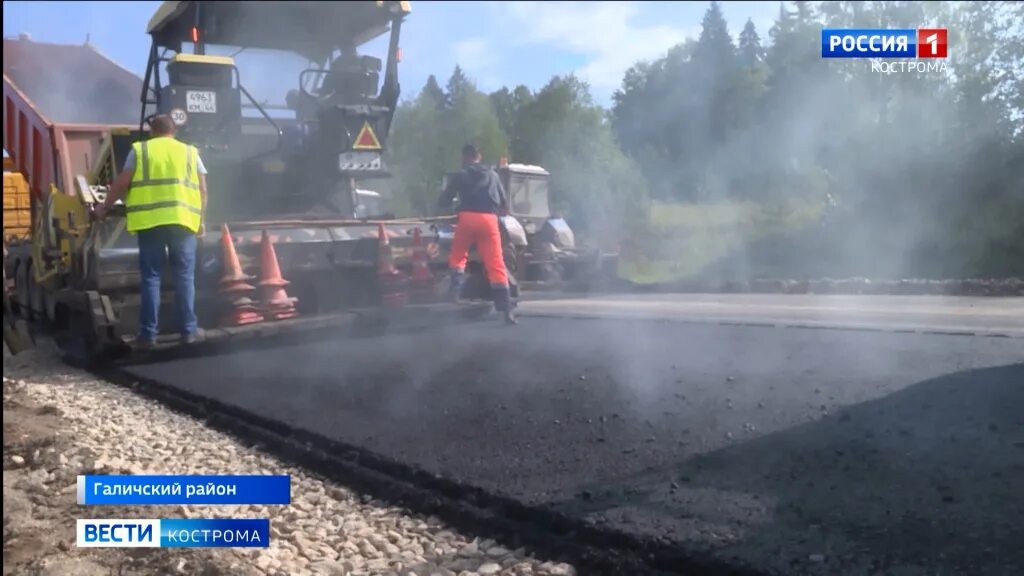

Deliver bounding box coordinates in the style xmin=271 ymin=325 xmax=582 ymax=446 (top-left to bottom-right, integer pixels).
xmin=3 ymin=38 xmax=143 ymax=125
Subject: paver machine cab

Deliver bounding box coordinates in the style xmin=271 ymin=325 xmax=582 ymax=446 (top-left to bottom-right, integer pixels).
xmin=141 ymin=0 xmax=404 ymax=221
xmin=441 ymin=160 xmax=618 ymax=291
xmin=26 ymin=0 xmax=494 ymax=360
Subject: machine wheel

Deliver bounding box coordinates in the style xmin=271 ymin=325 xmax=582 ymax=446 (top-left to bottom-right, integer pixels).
xmin=58 ymin=306 xmax=118 ymax=366
xmin=541 ymin=261 xmax=562 ymax=285
xmin=504 ymin=244 xmax=523 ymax=299
xmin=503 ymin=243 xmax=521 ymax=276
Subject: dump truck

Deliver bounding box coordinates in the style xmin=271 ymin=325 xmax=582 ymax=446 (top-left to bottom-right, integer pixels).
xmin=3 ymin=34 xmax=143 ymax=329
xmin=3 ymin=1 xmax=499 ymax=362
xmin=440 ymin=160 xmax=619 ymax=291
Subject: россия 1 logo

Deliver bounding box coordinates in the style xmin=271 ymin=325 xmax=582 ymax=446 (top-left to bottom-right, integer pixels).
xmin=821 ymin=28 xmax=948 ymax=58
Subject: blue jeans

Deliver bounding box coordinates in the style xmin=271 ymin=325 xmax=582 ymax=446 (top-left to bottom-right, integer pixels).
xmin=137 ymin=225 xmax=198 ymax=341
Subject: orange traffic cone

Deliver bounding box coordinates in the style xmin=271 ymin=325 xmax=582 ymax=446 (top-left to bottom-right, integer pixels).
xmin=408 ymin=227 xmax=435 ymax=304
xmin=377 ymin=223 xmax=408 ymax=307
xmin=218 ymin=224 xmax=264 ymax=326
xmin=257 ymin=230 xmax=299 ymax=321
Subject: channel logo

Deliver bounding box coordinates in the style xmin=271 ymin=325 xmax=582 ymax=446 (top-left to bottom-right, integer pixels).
xmin=77 ymin=519 xmax=159 ymax=548
xmin=821 ymin=28 xmax=947 ymax=59
xmin=76 ymin=519 xmax=270 ymax=548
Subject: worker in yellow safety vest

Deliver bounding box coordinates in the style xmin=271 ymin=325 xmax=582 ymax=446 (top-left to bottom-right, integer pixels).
xmin=95 ymin=114 xmax=208 ymax=348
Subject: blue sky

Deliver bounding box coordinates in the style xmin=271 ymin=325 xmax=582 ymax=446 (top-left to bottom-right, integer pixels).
xmin=3 ymin=1 xmax=781 ymax=106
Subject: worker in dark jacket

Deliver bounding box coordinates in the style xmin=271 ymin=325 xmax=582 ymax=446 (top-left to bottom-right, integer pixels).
xmin=438 ymin=144 xmax=517 ymax=325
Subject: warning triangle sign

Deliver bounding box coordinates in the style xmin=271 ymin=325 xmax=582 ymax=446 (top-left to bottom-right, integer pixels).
xmin=353 ymin=121 xmax=382 ymax=150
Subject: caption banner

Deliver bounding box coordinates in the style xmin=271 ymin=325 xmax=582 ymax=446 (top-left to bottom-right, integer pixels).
xmin=77 ymin=475 xmax=291 ymax=505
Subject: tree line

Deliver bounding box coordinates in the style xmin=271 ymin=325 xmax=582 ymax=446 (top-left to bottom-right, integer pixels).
xmin=385 ymin=65 xmax=645 ymax=240
xmin=385 ymin=1 xmax=1023 ymax=279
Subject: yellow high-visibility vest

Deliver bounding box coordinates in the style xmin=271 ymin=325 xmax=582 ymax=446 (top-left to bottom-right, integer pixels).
xmin=126 ymin=136 xmax=202 ymax=233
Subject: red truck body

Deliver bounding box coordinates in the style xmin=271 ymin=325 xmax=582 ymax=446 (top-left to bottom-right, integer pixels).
xmin=3 ymin=37 xmax=142 ymax=210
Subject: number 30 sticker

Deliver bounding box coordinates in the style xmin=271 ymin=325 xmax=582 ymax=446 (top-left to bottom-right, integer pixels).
xmin=170 ymin=109 xmax=188 ymax=126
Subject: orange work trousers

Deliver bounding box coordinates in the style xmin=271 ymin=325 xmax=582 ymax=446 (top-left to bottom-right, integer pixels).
xmin=448 ymin=211 xmax=508 ymax=287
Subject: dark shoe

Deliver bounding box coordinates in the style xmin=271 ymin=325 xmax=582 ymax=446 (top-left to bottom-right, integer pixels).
xmin=181 ymin=328 xmax=205 ymax=345
xmin=504 ymin=310 xmax=519 ymax=325
xmin=133 ymin=337 xmax=157 ymax=351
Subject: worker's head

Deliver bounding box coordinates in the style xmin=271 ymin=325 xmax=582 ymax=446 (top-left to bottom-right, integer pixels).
xmin=148 ymin=114 xmax=177 ymax=137
xmin=461 ymin=144 xmax=481 ymax=166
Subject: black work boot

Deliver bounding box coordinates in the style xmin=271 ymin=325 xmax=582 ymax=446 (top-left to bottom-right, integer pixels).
xmin=492 ymin=285 xmax=518 ymax=325
xmin=504 ymin=308 xmax=519 ymax=325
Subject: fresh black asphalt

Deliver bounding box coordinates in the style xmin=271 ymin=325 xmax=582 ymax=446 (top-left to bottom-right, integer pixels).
xmin=123 ymin=316 xmax=1024 ymax=575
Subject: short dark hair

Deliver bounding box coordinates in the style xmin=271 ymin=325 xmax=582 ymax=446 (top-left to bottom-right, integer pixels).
xmin=148 ymin=114 xmax=177 ymax=136
xmin=461 ymin=144 xmax=480 ymax=160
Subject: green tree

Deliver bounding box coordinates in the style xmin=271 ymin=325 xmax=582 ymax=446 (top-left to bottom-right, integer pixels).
xmin=421 ymin=75 xmax=445 ymax=110
xmin=387 ymin=67 xmax=507 ymax=216
xmin=448 ymin=87 xmax=508 ymax=168
xmin=737 ymin=18 xmax=765 ymax=68
xmin=732 ymin=19 xmax=768 ymax=195
xmin=490 ymin=85 xmax=534 ymax=159
xmin=932 ymin=1 xmax=1024 ymax=275
xmin=489 ymin=87 xmax=515 ymax=135
xmin=513 ymin=76 xmax=648 ymax=236
xmin=445 ymin=65 xmax=472 ymax=109
xmin=612 ymin=2 xmax=746 ymax=200
xmin=393 ymin=0 xmax=1023 ymax=278
xmin=387 ymin=97 xmax=446 ymax=215
xmin=609 ymin=0 xmax=1023 ymax=278
xmin=692 ymin=0 xmax=739 ymax=148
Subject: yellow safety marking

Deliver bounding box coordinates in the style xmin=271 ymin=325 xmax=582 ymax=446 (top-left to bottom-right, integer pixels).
xmin=352 ymin=121 xmax=382 ymax=150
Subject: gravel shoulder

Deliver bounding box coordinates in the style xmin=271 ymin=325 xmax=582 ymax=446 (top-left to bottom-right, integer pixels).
xmin=3 ymin=340 xmax=576 ymax=576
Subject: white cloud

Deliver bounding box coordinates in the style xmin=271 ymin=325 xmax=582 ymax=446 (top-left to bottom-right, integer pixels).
xmin=451 ymin=37 xmax=503 ymax=92
xmin=496 ymin=1 xmax=695 ymax=95
xmin=452 ymin=38 xmax=492 ymax=71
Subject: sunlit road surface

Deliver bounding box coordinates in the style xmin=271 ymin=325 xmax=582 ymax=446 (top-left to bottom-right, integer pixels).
xmin=519 ymin=293 xmax=1024 ymax=337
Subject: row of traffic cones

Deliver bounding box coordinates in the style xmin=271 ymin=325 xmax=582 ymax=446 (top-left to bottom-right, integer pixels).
xmin=377 ymin=223 xmax=437 ymax=307
xmin=218 ymin=224 xmax=299 ymax=326
xmin=219 ymin=222 xmax=438 ymax=326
